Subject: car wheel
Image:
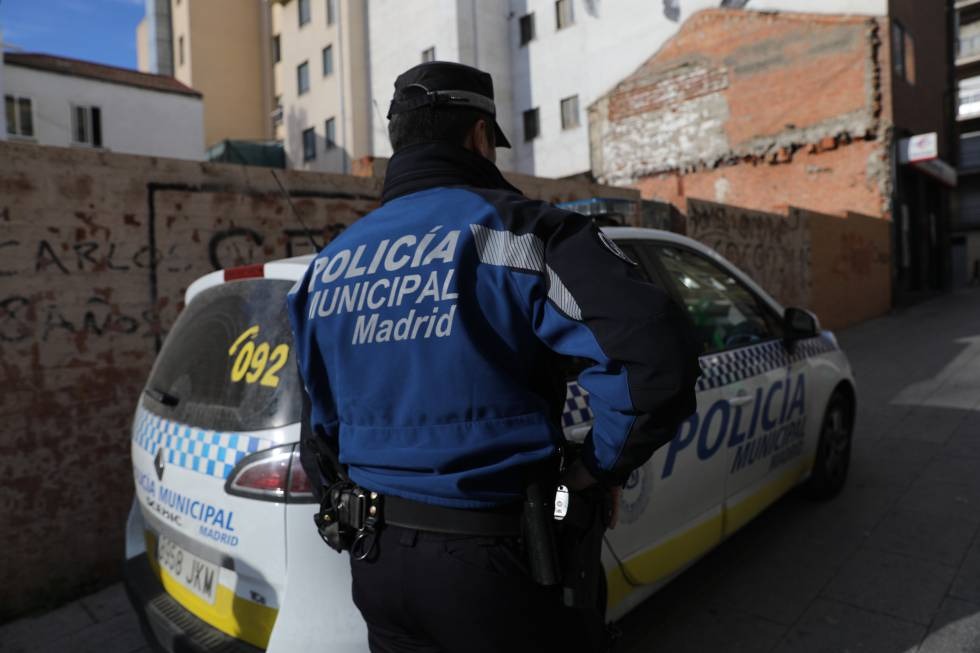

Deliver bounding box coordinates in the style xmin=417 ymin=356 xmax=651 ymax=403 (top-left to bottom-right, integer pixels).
xmin=800 ymin=389 xmax=853 ymax=500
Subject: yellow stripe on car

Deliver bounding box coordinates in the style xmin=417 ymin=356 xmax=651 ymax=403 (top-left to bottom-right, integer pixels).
xmin=606 ymin=457 xmax=814 ymax=610
xmin=146 ymin=533 xmax=278 ymax=649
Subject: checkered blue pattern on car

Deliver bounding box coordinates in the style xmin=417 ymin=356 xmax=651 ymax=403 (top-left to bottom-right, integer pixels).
xmin=132 ymin=405 xmax=274 ymax=480
xmin=561 ymin=335 xmax=838 ymax=428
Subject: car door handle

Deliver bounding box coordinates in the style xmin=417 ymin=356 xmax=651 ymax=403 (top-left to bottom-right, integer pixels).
xmin=729 ymin=392 xmax=754 ymax=406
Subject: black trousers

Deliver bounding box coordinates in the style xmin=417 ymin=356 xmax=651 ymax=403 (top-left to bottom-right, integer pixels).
xmin=350 ymin=524 xmax=598 ymax=653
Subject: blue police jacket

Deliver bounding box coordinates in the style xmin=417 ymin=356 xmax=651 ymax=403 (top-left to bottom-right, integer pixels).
xmin=287 ymin=143 xmax=700 ymax=508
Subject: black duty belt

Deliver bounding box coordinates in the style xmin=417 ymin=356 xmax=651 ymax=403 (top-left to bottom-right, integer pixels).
xmin=384 ymin=494 xmax=522 ymax=537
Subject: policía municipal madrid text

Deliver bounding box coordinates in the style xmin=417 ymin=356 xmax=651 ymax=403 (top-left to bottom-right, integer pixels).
xmin=304 ymin=227 xmax=460 ymax=346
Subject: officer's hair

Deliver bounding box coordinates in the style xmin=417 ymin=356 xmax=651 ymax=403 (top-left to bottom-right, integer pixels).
xmin=388 ymin=106 xmax=495 ymax=152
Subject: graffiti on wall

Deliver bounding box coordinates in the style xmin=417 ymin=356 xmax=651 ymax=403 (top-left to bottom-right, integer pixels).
xmin=687 ymin=198 xmax=810 ymax=307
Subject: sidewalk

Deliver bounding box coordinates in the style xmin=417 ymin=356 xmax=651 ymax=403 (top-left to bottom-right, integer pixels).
xmin=2 ymin=288 xmax=979 ymax=652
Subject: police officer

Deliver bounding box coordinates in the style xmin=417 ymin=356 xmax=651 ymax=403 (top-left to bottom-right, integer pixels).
xmin=287 ymin=61 xmax=700 ymax=653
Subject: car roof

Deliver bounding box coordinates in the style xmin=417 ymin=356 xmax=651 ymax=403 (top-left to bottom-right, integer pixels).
xmin=185 ymin=227 xmax=784 ymax=315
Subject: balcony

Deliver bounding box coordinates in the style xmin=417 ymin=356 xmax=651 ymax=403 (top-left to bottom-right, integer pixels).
xmin=959 ymin=33 xmax=980 ymax=65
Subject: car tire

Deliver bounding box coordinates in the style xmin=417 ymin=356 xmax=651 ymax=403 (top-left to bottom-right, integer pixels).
xmin=800 ymin=389 xmax=853 ymax=500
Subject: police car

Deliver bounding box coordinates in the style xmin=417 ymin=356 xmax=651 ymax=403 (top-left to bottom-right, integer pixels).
xmin=124 ymin=227 xmax=855 ymax=652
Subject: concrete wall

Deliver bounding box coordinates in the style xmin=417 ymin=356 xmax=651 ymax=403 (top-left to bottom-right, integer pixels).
xmin=0 ymin=140 xmax=635 ymax=618
xmin=2 ymin=64 xmax=204 ymax=161
xmin=805 ymin=208 xmax=892 ymax=329
xmin=684 ymin=199 xmax=892 ymax=329
xmin=687 ymin=199 xmax=810 ymax=308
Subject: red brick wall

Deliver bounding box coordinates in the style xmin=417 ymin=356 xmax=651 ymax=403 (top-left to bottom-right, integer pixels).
xmin=636 ymin=139 xmax=888 ymax=218
xmin=590 ymin=9 xmax=891 ymax=219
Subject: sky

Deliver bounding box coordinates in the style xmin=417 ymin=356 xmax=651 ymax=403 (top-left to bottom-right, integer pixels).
xmin=0 ymin=0 xmax=145 ymax=70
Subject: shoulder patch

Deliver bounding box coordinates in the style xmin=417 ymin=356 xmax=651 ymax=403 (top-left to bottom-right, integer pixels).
xmin=596 ymin=230 xmax=638 ymax=267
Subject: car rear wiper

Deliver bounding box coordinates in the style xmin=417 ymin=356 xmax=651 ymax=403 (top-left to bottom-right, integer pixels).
xmin=144 ymin=387 xmax=180 ymax=407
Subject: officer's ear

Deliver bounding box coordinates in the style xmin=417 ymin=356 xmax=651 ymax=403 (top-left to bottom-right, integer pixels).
xmin=465 ymin=118 xmax=496 ymax=164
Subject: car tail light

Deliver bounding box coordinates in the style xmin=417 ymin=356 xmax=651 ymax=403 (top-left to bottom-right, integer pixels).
xmin=225 ymin=444 xmax=317 ymax=503
xmin=224 ymin=264 xmax=264 ymax=282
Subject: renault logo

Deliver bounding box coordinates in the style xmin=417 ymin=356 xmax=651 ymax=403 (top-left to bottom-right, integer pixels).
xmin=154 ymin=448 xmax=166 ymax=481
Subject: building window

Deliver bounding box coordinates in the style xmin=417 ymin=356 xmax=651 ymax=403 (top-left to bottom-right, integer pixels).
xmin=421 ymin=47 xmax=436 ymax=62
xmin=272 ymin=35 xmax=281 ymax=64
xmin=560 ymin=95 xmax=579 ymax=130
xmin=302 ymin=127 xmax=316 ymax=161
xmin=4 ymin=95 xmax=34 ymax=137
xmin=555 ymin=0 xmax=573 ymax=30
xmin=523 ymin=107 xmax=539 ymax=142
xmin=959 ymin=76 xmax=980 ymax=119
xmin=298 ymin=0 xmax=311 ymax=26
xmin=71 ymin=105 xmax=102 ymax=147
xmin=325 ymin=117 xmax=336 ymax=150
xmin=892 ymin=21 xmax=906 ymax=80
xmin=297 ymin=60 xmax=310 ymax=95
xmin=326 ymin=0 xmax=336 ymax=25
xmin=960 ymin=19 xmax=980 ymax=60
xmin=903 ymin=30 xmax=916 ymax=85
xmin=272 ymin=95 xmax=283 ymax=126
xmin=519 ymin=13 xmax=535 ymax=46
xmin=178 ymin=35 xmax=185 ymax=65
xmin=322 ymin=45 xmax=333 ymax=76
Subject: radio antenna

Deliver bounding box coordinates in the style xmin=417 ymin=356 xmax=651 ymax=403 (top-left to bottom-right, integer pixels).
xmin=270 ymin=169 xmax=323 ymax=252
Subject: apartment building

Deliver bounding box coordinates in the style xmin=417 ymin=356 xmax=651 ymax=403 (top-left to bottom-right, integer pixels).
xmin=2 ymin=52 xmax=204 ymax=160
xmin=137 ymin=0 xmax=273 ymax=150
xmin=366 ymin=0 xmax=515 ymax=171
xmin=955 ymin=0 xmax=980 ymax=285
xmin=270 ymin=0 xmax=371 ymax=173
xmin=135 ymin=0 xmax=175 ymax=76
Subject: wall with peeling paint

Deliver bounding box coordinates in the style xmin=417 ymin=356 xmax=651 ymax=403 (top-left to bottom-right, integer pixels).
xmin=589 ymin=9 xmax=894 ymax=220
xmin=687 ymin=199 xmax=810 ymax=308
xmin=0 ymin=140 xmax=636 ymax=618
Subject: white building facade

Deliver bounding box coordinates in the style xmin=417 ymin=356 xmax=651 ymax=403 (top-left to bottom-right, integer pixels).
xmin=3 ymin=53 xmax=204 ymax=160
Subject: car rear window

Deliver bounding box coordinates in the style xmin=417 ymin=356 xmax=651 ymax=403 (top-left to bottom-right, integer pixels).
xmin=144 ymin=279 xmax=301 ymax=432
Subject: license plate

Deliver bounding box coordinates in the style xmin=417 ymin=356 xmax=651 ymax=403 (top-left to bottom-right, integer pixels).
xmin=157 ymin=535 xmax=219 ymax=604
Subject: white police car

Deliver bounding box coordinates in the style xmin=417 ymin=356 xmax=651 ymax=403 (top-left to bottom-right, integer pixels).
xmin=124 ymin=227 xmax=855 ymax=652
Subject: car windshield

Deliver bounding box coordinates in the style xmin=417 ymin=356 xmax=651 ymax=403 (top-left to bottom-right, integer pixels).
xmin=144 ymin=279 xmax=301 ymax=432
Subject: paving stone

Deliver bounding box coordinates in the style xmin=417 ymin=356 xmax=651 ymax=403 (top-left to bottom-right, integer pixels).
xmin=850 ymin=439 xmax=941 ymax=489
xmin=78 ymin=583 xmax=133 ymax=623
xmin=898 ymin=477 xmax=980 ymax=525
xmin=40 ymin=612 xmax=146 ymax=653
xmin=944 ymin=426 xmax=980 ymax=460
xmin=950 ymin=538 xmax=980 ymax=604
xmin=881 ymin=406 xmax=970 ymax=444
xmin=920 ymin=455 xmax=980 ymax=489
xmin=772 ymin=597 xmax=926 ymax=653
xmin=866 ymin=507 xmax=979 ymax=565
xmin=620 ymin=603 xmax=786 ymax=653
xmin=0 ymin=601 xmax=94 ymax=653
xmin=822 ymin=548 xmax=956 ymax=625
xmin=918 ymin=597 xmax=980 ymax=653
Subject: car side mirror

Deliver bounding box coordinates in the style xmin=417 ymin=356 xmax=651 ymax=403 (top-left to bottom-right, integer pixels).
xmin=783 ymin=307 xmax=819 ymax=340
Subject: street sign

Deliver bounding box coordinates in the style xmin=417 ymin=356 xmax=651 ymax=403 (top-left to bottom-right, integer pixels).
xmin=906 ymin=132 xmax=938 ymax=162
xmin=898 ymin=132 xmax=956 ymax=187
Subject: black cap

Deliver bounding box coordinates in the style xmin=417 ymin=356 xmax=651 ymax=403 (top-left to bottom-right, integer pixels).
xmin=387 ymin=61 xmax=511 ymax=149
